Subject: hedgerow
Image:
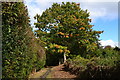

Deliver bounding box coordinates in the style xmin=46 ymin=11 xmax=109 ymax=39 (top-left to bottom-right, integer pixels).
xmin=2 ymin=2 xmax=45 ymax=78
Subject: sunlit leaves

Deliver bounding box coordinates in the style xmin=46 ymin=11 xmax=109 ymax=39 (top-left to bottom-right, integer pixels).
xmin=35 ymin=2 xmax=104 ymax=56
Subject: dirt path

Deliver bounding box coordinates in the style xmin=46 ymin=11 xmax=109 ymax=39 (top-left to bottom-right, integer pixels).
xmin=48 ymin=64 xmax=77 ymax=78
xmin=29 ymin=64 xmax=77 ymax=78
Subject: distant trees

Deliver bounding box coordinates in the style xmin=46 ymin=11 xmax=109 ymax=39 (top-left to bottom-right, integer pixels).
xmin=2 ymin=2 xmax=45 ymax=78
xmin=114 ymin=46 xmax=120 ymax=51
xmin=104 ymin=45 xmax=112 ymax=49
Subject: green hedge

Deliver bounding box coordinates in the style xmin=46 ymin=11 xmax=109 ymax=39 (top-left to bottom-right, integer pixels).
xmin=2 ymin=2 xmax=46 ymax=78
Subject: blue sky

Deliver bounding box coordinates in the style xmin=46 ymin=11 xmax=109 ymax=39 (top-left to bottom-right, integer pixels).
xmin=24 ymin=0 xmax=119 ymax=47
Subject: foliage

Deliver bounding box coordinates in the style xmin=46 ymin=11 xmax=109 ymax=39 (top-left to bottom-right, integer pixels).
xmin=2 ymin=2 xmax=45 ymax=78
xmin=68 ymin=48 xmax=120 ymax=67
xmin=113 ymin=46 xmax=120 ymax=51
xmin=34 ymin=2 xmax=103 ymax=57
xmin=65 ymin=49 xmax=120 ymax=79
xmin=46 ymin=43 xmax=70 ymax=65
xmin=47 ymin=43 xmax=70 ymax=55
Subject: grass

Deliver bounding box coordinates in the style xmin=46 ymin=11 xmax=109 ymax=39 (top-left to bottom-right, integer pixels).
xmin=28 ymin=68 xmax=49 ymax=79
xmin=46 ymin=72 xmax=52 ymax=78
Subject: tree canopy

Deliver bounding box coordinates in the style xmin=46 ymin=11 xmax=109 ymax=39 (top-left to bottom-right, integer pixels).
xmin=34 ymin=2 xmax=103 ymax=58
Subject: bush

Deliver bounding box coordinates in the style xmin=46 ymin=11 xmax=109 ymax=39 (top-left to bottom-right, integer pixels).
xmin=86 ymin=48 xmax=119 ymax=58
xmin=65 ymin=49 xmax=120 ymax=79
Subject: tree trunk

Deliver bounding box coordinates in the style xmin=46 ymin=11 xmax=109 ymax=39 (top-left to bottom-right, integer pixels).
xmin=64 ymin=53 xmax=66 ymax=63
xmin=59 ymin=59 xmax=61 ymax=65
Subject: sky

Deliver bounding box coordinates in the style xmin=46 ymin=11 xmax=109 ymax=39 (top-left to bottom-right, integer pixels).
xmin=24 ymin=0 xmax=120 ymax=48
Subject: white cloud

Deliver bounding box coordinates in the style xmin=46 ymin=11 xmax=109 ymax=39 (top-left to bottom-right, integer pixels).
xmin=90 ymin=8 xmax=106 ymax=18
xmin=99 ymin=40 xmax=119 ymax=48
xmin=24 ymin=0 xmax=47 ymax=31
xmin=80 ymin=2 xmax=118 ymax=22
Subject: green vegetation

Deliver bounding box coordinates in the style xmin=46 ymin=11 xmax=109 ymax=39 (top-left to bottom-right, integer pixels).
xmin=34 ymin=2 xmax=103 ymax=65
xmin=34 ymin=2 xmax=120 ymax=79
xmin=65 ymin=48 xmax=120 ymax=79
xmin=67 ymin=48 xmax=120 ymax=68
xmin=46 ymin=43 xmax=70 ymax=66
xmin=28 ymin=68 xmax=49 ymax=78
xmin=2 ymin=2 xmax=45 ymax=78
xmin=2 ymin=1 xmax=120 ymax=79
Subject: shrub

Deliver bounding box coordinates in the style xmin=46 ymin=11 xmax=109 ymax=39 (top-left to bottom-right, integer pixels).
xmin=65 ymin=50 xmax=120 ymax=79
